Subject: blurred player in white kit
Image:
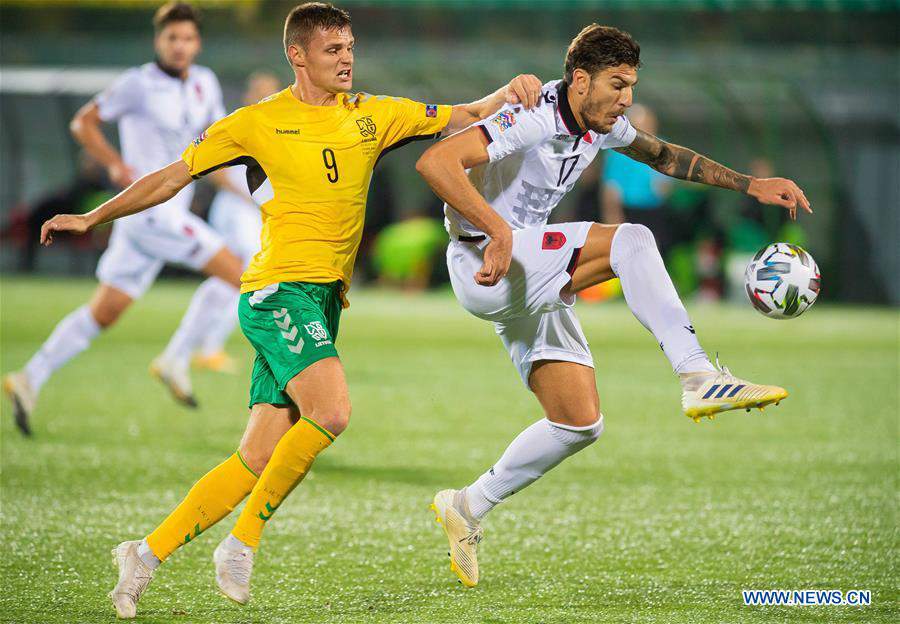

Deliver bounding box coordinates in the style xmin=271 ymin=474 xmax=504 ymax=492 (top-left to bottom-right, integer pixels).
xmin=186 ymin=72 xmax=281 ymax=375
xmin=3 ymin=2 xmax=246 ymax=432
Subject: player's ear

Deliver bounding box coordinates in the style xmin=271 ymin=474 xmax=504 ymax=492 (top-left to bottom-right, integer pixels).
xmin=572 ymin=68 xmax=590 ymax=96
xmin=287 ymin=44 xmax=305 ymax=69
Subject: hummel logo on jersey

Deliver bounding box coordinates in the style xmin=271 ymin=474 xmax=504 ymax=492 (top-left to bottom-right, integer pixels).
xmin=273 ymin=308 xmax=304 ymax=353
xmin=685 ymin=325 xmax=696 ymax=334
xmin=275 ymin=128 xmax=301 ymax=135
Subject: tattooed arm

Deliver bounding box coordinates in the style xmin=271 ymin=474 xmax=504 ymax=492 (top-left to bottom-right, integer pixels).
xmin=615 ymin=129 xmax=812 ymax=219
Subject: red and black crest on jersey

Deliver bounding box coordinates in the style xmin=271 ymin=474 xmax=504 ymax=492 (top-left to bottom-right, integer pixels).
xmin=542 ymin=231 xmax=567 ymax=250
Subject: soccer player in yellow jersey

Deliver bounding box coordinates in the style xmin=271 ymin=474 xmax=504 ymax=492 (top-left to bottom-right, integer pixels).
xmin=41 ymin=2 xmax=541 ymax=618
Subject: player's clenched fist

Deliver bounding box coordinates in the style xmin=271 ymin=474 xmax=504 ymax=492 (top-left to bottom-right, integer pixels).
xmin=40 ymin=213 xmax=92 ymax=246
xmin=505 ymin=74 xmax=542 ymax=110
xmin=476 ymin=234 xmax=513 ymax=287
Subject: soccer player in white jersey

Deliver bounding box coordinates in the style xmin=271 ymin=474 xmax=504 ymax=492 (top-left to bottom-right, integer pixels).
xmin=2 ymin=2 xmax=245 ymax=432
xmin=416 ymin=24 xmax=812 ymax=587
xmin=189 ymin=72 xmax=281 ymax=374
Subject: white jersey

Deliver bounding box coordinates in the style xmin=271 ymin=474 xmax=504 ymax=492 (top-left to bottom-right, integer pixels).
xmin=207 ymin=165 xmax=262 ymax=264
xmin=95 ymin=61 xmax=225 ymax=219
xmin=444 ymin=79 xmax=636 ymax=237
xmin=213 ymin=166 xmax=257 ymax=216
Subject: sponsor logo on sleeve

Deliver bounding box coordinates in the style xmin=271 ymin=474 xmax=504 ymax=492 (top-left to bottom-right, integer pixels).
xmin=425 ymin=104 xmax=438 ymax=118
xmin=192 ymin=131 xmax=208 ymax=146
xmin=490 ymin=110 xmax=516 ymax=132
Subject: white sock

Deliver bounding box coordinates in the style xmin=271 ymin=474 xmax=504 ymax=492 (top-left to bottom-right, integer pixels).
xmin=162 ymin=278 xmax=238 ymax=365
xmin=610 ymin=223 xmax=715 ymax=374
xmin=24 ymin=305 xmax=101 ymax=393
xmin=225 ymin=533 xmax=253 ymax=552
xmin=137 ymin=538 xmax=161 ymax=570
xmin=198 ymin=296 xmax=239 ymax=356
xmin=465 ymin=417 xmax=604 ymax=520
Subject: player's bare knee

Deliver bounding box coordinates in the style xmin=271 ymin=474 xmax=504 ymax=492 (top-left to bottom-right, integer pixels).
xmin=89 ymin=303 xmax=122 ymax=328
xmin=239 ymin=441 xmax=273 ymax=475
xmin=543 ymin=390 xmax=601 ymax=429
xmin=309 ymin=401 xmax=351 ymax=437
xmin=547 ymin=408 xmax=601 ymax=429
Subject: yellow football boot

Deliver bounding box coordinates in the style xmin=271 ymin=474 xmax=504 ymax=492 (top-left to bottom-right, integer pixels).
xmin=430 ymin=489 xmax=483 ymax=588
xmin=682 ymin=362 xmax=787 ymax=422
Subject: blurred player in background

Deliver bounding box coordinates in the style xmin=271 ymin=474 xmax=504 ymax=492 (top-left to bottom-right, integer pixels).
xmin=188 ymin=71 xmax=282 ymax=374
xmin=417 ymin=24 xmax=811 ymax=587
xmin=3 ymin=2 xmax=245 ymax=431
xmin=601 ymin=103 xmax=674 ymax=256
xmin=40 ymin=2 xmax=542 ymax=617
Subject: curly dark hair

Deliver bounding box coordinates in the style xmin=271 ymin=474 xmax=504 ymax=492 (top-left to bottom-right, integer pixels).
xmin=153 ymin=2 xmax=201 ymax=34
xmin=284 ymin=2 xmax=352 ymax=53
xmin=564 ymin=24 xmax=641 ymax=84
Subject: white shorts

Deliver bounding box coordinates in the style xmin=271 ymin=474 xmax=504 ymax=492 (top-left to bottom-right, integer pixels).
xmin=448 ymin=221 xmax=594 ymax=387
xmin=96 ymin=211 xmax=225 ymax=299
xmin=208 ymin=192 xmax=261 ymax=265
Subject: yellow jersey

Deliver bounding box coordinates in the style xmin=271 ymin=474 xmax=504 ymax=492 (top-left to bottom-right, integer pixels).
xmin=181 ymin=87 xmax=451 ymax=301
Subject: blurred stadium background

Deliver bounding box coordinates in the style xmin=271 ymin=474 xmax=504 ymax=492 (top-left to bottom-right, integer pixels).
xmin=1 ymin=0 xmax=898 ymax=303
xmin=2 ymin=2 xmax=899 ymax=623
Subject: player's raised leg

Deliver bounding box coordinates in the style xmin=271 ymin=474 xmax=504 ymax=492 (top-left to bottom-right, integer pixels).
xmin=215 ymin=356 xmax=349 ymax=604
xmin=151 ymin=239 xmax=243 ymax=407
xmin=433 ymin=359 xmax=603 ymax=587
xmin=4 ymin=283 xmax=132 ymax=436
xmin=565 ymin=222 xmax=787 ymax=420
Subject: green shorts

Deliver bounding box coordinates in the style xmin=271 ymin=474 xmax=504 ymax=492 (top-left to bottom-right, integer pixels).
xmin=239 ymin=281 xmax=342 ymax=408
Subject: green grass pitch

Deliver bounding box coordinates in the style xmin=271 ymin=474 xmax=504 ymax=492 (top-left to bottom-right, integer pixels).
xmin=1 ymin=276 xmax=897 ymax=623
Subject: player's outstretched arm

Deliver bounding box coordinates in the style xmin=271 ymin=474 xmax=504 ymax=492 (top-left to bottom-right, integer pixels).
xmin=443 ymin=74 xmax=542 ymax=135
xmin=417 ymin=128 xmax=512 ymax=286
xmin=616 ymin=129 xmax=812 ymax=220
xmin=40 ymin=160 xmax=193 ymax=246
xmin=70 ymin=101 xmax=136 ymax=189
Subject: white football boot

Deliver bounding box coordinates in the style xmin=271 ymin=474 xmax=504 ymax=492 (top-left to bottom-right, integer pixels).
xmin=430 ymin=489 xmax=483 ymax=588
xmin=213 ymin=536 xmax=254 ymax=605
xmin=109 ymin=540 xmax=154 ymax=619
xmin=150 ymin=356 xmax=197 ymax=408
xmin=681 ymin=360 xmax=788 ymax=422
xmin=3 ymin=370 xmax=36 ymax=436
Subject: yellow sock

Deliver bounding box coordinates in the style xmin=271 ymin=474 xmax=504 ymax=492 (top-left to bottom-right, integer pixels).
xmin=231 ymin=416 xmax=334 ymax=549
xmin=146 ymin=451 xmax=258 ymax=560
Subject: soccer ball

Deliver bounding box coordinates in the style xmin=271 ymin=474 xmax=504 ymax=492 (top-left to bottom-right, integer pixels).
xmin=744 ymin=243 xmax=821 ymax=319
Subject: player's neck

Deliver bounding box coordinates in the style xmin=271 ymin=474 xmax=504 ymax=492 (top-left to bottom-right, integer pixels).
xmin=154 ymin=58 xmax=189 ymax=80
xmin=290 ymin=78 xmax=339 ymax=107
xmin=564 ymin=86 xmax=588 ymax=135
